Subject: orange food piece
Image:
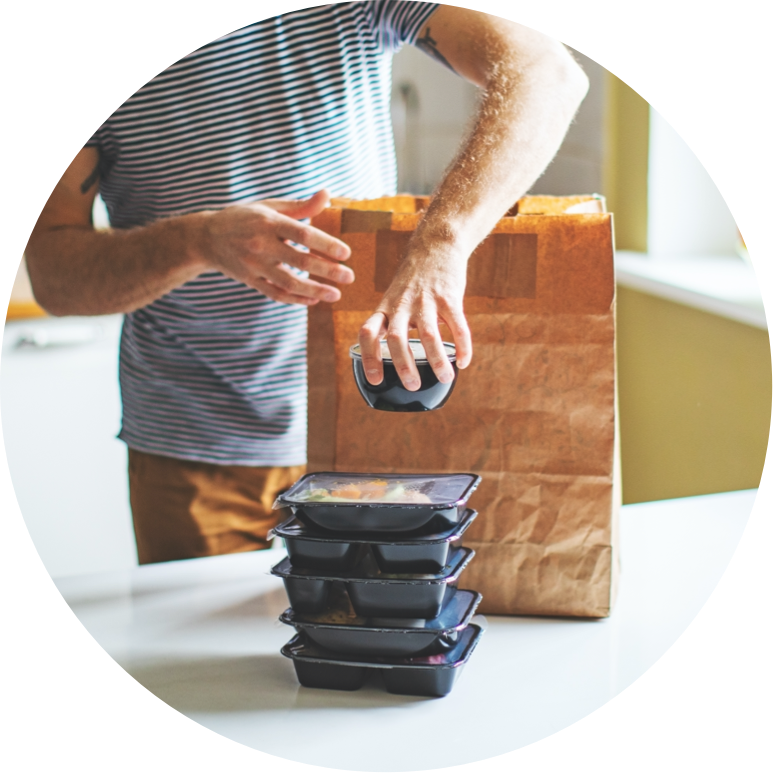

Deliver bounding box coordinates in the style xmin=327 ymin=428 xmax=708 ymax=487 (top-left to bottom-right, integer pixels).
xmin=361 ymin=479 xmax=391 ymax=500
xmin=331 ymin=485 xmax=362 ymax=500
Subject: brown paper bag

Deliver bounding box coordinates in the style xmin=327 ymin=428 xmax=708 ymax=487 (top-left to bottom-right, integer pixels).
xmin=309 ymin=195 xmax=620 ymax=618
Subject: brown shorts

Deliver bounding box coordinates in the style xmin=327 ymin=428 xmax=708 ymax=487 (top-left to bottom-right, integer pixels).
xmin=128 ymin=448 xmax=305 ymax=565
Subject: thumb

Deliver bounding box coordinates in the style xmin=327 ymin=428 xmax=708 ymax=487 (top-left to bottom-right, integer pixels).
xmin=261 ymin=189 xmax=332 ymax=220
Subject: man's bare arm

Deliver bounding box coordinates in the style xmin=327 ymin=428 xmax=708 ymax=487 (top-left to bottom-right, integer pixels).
xmin=25 ymin=148 xmax=354 ymax=317
xmin=359 ymin=6 xmax=589 ymax=389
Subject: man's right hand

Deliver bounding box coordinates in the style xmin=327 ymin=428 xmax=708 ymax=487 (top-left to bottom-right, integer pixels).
xmin=200 ymin=190 xmax=353 ymax=306
xmin=25 ymin=147 xmax=353 ymax=317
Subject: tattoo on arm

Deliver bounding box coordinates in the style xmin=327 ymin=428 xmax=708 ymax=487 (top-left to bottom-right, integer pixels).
xmin=415 ymin=27 xmax=456 ymax=74
xmin=80 ymin=162 xmax=100 ymax=194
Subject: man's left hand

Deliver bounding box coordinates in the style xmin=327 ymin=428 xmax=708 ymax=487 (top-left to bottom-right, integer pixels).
xmin=358 ymin=240 xmax=472 ymax=390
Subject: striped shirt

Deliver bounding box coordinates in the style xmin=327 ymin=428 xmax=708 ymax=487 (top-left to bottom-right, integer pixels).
xmin=87 ymin=1 xmax=439 ymax=465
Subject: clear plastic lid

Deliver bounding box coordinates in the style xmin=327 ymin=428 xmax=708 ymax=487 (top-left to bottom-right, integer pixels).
xmin=278 ymin=472 xmax=479 ymax=507
xmin=349 ymin=339 xmax=456 ymax=363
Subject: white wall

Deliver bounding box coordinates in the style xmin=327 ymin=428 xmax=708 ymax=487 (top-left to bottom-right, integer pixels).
xmin=391 ymin=44 xmax=479 ymax=194
xmin=647 ymin=109 xmax=740 ymax=257
xmin=529 ymin=50 xmax=606 ymax=197
xmin=392 ymin=45 xmax=608 ymax=199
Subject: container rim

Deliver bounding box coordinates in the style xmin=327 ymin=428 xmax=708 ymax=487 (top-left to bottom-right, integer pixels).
xmin=270 ymin=545 xmax=475 ymax=584
xmin=349 ymin=339 xmax=456 ymax=363
xmin=271 ymin=508 xmax=478 ymax=544
xmin=280 ymin=622 xmax=484 ymax=670
xmin=279 ymin=589 xmax=482 ymax=634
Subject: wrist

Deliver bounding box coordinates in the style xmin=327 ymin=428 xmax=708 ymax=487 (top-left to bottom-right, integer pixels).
xmin=409 ymin=216 xmax=478 ymax=269
xmin=175 ymin=210 xmax=214 ymax=273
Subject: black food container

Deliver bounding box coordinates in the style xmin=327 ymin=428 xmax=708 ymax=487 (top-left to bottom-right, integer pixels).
xmin=271 ymin=508 xmax=478 ymax=573
xmin=349 ymin=339 xmax=458 ymax=412
xmin=271 ymin=546 xmax=475 ymax=618
xmin=280 ymin=587 xmax=482 ymax=657
xmin=274 ymin=471 xmax=481 ymax=534
xmin=282 ymin=623 xmax=484 ymax=697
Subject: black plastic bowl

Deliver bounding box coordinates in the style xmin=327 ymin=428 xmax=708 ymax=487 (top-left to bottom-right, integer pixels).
xmin=279 ymin=588 xmax=482 ymax=657
xmin=281 ymin=622 xmax=484 ymax=697
xmin=271 ymin=508 xmax=478 ymax=573
xmin=350 ymin=340 xmax=457 ymax=412
xmin=271 ymin=546 xmax=475 ymax=617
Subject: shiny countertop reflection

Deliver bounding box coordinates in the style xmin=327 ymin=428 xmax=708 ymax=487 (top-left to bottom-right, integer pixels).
xmin=57 ymin=489 xmax=755 ymax=771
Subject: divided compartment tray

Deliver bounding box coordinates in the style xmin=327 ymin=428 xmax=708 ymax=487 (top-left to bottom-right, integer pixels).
xmin=282 ymin=622 xmax=484 ymax=697
xmin=271 ymin=508 xmax=478 ymax=573
xmin=280 ymin=587 xmax=482 ymax=657
xmin=274 ymin=472 xmax=481 ymax=534
xmin=271 ymin=546 xmax=475 ymax=618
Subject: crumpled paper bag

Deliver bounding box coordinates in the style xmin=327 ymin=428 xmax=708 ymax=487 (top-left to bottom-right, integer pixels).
xmin=309 ymin=195 xmax=620 ymax=617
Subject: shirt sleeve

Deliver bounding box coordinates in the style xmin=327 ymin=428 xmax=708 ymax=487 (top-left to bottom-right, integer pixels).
xmin=82 ymin=121 xmax=118 ymax=180
xmin=371 ymin=0 xmax=440 ymax=51
xmin=84 ymin=122 xmax=105 ymax=149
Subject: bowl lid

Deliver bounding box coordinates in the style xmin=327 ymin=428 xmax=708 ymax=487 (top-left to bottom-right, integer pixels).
xmin=277 ymin=471 xmax=480 ymax=510
xmin=279 ymin=588 xmax=482 ymax=633
xmin=349 ymin=339 xmax=456 ymax=363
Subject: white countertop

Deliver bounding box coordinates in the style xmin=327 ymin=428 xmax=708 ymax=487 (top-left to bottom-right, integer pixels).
xmin=56 ymin=489 xmax=756 ymax=772
xmin=1 ymin=315 xmax=135 ymax=578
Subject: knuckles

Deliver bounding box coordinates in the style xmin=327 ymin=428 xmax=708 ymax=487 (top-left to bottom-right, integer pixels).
xmin=385 ymin=330 xmax=404 ymax=346
xmin=292 ymin=253 xmax=312 ymax=271
xmin=293 ymin=224 xmax=313 ymax=246
xmin=271 ymin=272 xmax=298 ymax=292
xmin=359 ymin=319 xmax=382 ymax=338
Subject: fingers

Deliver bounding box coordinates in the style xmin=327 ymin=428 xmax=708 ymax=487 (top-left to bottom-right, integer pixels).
xmin=278 ymin=241 xmax=355 ymax=285
xmin=359 ymin=313 xmax=387 ymax=385
xmin=260 ymin=189 xmax=332 ymax=220
xmin=252 ymin=277 xmax=321 ymax=307
xmin=274 ymin=216 xmax=351 ymax=263
xmin=244 ymin=191 xmax=351 ymax=264
xmin=362 ymin=300 xmax=472 ymax=389
xmin=260 ymin=189 xmax=350 ymax=262
xmin=207 ymin=193 xmax=353 ymax=306
xmin=385 ymin=311 xmax=421 ymax=391
xmin=440 ymin=305 xmax=473 ymax=369
xmin=264 ymin=261 xmax=343 ymax=303
xmin=415 ymin=313 xmax=455 ymax=384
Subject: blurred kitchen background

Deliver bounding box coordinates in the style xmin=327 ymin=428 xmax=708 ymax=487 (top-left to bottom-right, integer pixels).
xmin=2 ymin=46 xmax=770 ymax=579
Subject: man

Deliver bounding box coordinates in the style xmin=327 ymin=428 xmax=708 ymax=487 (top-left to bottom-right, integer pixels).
xmin=25 ymin=2 xmax=588 ymax=564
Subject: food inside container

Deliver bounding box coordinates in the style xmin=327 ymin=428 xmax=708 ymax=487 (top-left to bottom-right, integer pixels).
xmin=281 ymin=622 xmax=484 ymax=697
xmin=275 ymin=472 xmax=481 ymax=534
xmin=280 ymin=586 xmax=482 ymax=657
xmin=271 ymin=508 xmax=478 ymax=573
xmin=271 ymin=546 xmax=475 ymax=617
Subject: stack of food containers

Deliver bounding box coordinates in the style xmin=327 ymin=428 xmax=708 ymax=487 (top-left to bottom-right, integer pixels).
xmin=270 ymin=472 xmax=484 ymax=697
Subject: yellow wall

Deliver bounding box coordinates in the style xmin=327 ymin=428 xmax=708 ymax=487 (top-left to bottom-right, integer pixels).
xmin=603 ymin=75 xmax=650 ymax=252
xmin=617 ymin=286 xmax=771 ymax=503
